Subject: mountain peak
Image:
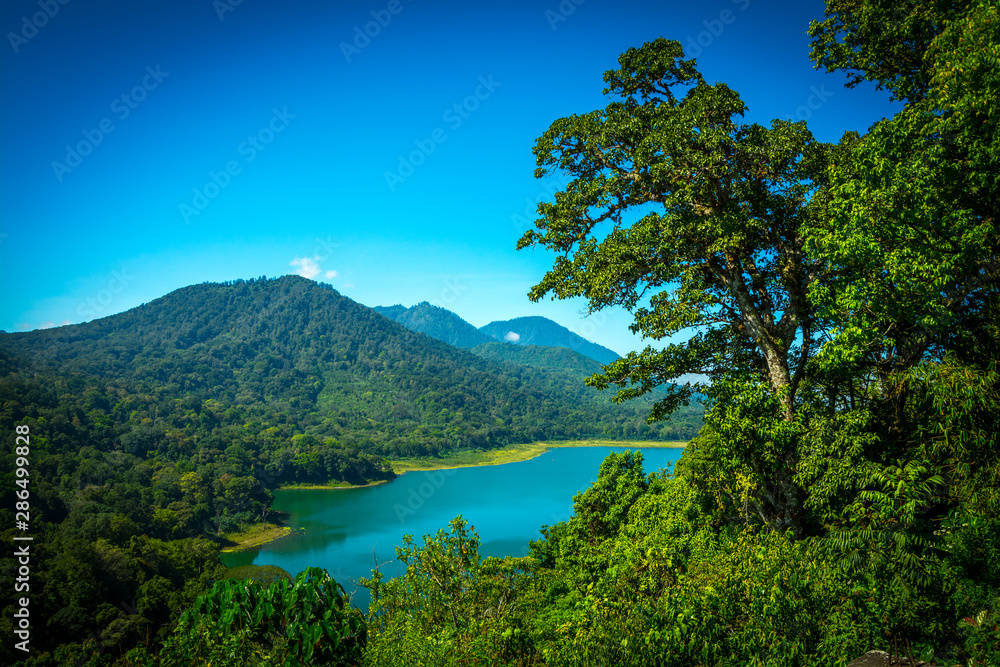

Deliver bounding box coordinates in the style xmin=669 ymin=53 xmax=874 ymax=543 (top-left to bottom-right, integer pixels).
xmin=479 ymin=316 xmax=620 ymax=366
xmin=374 ymin=302 xmax=492 ymax=349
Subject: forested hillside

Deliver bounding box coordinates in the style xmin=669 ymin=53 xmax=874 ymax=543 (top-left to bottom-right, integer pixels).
xmin=472 ymin=340 xmax=604 ymax=379
xmin=2 ymin=276 xmax=698 ymax=458
xmin=0 ymin=275 xmax=701 ymax=665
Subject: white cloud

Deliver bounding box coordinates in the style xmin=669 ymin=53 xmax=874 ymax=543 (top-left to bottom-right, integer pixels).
xmin=291 ymin=256 xmax=341 ymax=282
xmin=504 ymin=331 xmax=521 ymax=343
xmin=290 ymin=256 xmax=322 ymax=279
xmin=343 ymin=282 xmax=355 ymax=289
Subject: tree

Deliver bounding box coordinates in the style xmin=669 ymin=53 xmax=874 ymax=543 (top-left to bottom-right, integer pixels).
xmin=807 ymin=0 xmax=975 ymax=104
xmin=800 ymin=2 xmax=1000 ymax=652
xmin=518 ymin=37 xmax=828 ymax=423
xmin=518 ymin=37 xmax=832 ymax=533
xmin=360 ymin=517 xmax=538 ymax=666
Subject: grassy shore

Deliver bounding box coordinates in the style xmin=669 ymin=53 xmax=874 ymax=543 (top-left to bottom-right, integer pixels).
xmin=278 ymin=480 xmax=391 ymax=490
xmin=267 ymin=440 xmax=688 ymax=493
xmin=389 ymin=439 xmax=687 ymax=474
xmin=220 ymin=522 xmax=294 ymax=552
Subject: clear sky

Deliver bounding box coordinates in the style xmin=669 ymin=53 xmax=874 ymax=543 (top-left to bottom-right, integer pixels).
xmin=0 ymin=0 xmax=898 ymax=356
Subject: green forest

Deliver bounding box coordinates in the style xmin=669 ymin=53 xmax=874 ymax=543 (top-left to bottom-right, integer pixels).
xmin=0 ymin=275 xmax=700 ymax=664
xmin=3 ymin=0 xmax=999 ymax=664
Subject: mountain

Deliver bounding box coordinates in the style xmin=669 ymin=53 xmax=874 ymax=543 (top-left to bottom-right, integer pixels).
xmin=373 ymin=302 xmax=615 ymax=380
xmin=374 ymin=302 xmax=492 ymax=349
xmin=372 ymin=302 xmax=703 ymax=419
xmin=2 ymin=277 xmax=698 ymax=467
xmin=480 ymin=316 xmax=621 ymax=366
xmin=374 ymin=302 xmax=621 ymax=368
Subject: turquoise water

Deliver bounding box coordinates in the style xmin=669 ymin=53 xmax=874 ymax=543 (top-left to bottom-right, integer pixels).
xmin=221 ymin=446 xmax=683 ymax=609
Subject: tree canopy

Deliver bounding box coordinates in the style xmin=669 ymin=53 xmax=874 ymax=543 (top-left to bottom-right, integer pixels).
xmin=518 ymin=38 xmax=828 ymax=424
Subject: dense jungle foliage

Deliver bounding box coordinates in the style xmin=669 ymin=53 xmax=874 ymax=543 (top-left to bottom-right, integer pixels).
xmin=4 ymin=0 xmax=999 ymax=664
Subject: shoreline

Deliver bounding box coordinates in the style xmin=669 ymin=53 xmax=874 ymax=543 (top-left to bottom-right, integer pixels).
xmin=220 ymin=523 xmax=295 ymax=553
xmin=278 ymin=479 xmax=392 ymax=491
xmin=388 ymin=439 xmax=687 ymax=475
xmin=224 ymin=440 xmax=687 ymax=553
xmin=268 ymin=440 xmax=689 ymax=493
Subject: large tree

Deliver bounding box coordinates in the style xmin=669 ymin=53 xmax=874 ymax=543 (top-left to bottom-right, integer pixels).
xmin=518 ymin=38 xmax=829 ymax=424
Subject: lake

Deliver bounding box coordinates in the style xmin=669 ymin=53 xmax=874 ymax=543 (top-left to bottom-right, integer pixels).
xmin=220 ymin=445 xmax=684 ymax=609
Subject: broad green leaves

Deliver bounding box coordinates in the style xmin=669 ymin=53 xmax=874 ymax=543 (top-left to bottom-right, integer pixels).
xmin=155 ymin=567 xmax=364 ymax=667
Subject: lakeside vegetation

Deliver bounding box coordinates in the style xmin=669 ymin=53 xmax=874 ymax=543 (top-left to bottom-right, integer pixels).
xmin=219 ymin=523 xmax=294 ymax=553
xmin=389 ymin=438 xmax=686 ymax=474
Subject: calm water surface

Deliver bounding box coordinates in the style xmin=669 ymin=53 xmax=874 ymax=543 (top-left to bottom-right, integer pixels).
xmin=221 ymin=446 xmax=683 ymax=608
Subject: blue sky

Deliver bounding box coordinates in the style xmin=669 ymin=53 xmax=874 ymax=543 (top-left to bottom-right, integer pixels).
xmin=0 ymin=0 xmax=898 ymax=356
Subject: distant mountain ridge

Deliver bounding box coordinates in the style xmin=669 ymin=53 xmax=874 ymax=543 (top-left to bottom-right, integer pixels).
xmin=375 ymin=304 xmax=620 ymax=367
xmin=374 ymin=302 xmax=493 ymax=349
xmin=480 ymin=316 xmax=620 ymax=366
